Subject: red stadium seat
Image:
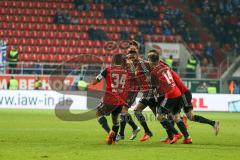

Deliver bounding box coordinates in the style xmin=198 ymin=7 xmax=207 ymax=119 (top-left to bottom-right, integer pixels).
xmin=165 ymin=35 xmax=176 ymax=42
xmin=69 ymin=40 xmax=76 ymax=46
xmin=48 ymin=54 xmax=55 ymax=62
xmin=56 ymin=54 xmax=64 ymax=62
xmin=31 ymin=54 xmax=38 ymax=61
xmin=49 ymin=46 xmax=57 ymax=53
xmin=196 ymin=43 xmax=204 ymax=50
xmin=188 ymin=43 xmax=196 ymax=50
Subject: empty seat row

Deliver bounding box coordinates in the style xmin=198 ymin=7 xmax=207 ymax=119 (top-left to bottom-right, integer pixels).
xmin=17 ymin=45 xmax=123 ymax=55
xmin=188 ymin=43 xmax=204 ymax=50
xmin=1 ymin=30 xmax=88 ymax=40
xmin=144 ymin=35 xmax=182 ymax=42
xmin=1 ymin=1 xmax=104 ymax=11
xmin=0 ymin=15 xmax=53 ymax=24
xmin=16 ymin=40 xmax=105 ymax=49
xmin=19 ymin=53 xmax=112 ymax=63
xmin=0 ymin=1 xmax=74 ymax=10
xmin=1 ymin=22 xmax=139 ymax=33
xmin=0 ymin=8 xmax=103 ymax=18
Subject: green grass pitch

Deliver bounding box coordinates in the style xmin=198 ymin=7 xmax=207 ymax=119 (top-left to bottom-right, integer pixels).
xmin=0 ymin=109 xmax=240 ymax=160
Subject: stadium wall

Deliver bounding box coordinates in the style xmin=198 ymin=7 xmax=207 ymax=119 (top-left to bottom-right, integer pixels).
xmin=0 ymin=90 xmax=240 ymax=112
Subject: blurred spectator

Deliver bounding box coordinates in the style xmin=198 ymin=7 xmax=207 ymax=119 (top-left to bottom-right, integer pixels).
xmin=139 ymin=20 xmax=154 ymax=34
xmin=54 ymin=10 xmax=78 ymax=25
xmin=54 ymin=9 xmax=64 ymax=24
xmin=135 ymin=31 xmax=144 ymax=44
xmin=233 ymin=81 xmax=240 ymax=94
xmin=190 ymin=0 xmax=239 ymax=58
xmin=182 ymin=27 xmax=192 ymax=42
xmin=200 ymin=57 xmax=209 ymax=78
xmin=93 ymin=0 xmax=104 ymax=3
xmin=62 ymin=10 xmax=71 ymax=24
xmin=232 ymin=37 xmax=240 ymax=57
xmin=229 ymin=80 xmax=240 ymax=94
xmin=229 ymin=80 xmax=235 ymax=94
xmin=103 ymin=1 xmax=158 ymax=20
xmin=0 ymin=40 xmax=7 ymax=74
xmin=161 ymin=21 xmax=173 ymax=36
xmin=204 ymin=42 xmax=215 ymax=65
xmin=8 ymin=46 xmax=18 ymax=74
xmin=120 ymin=28 xmax=129 ymax=40
xmin=165 ymin=7 xmax=175 ymax=20
xmin=74 ymin=0 xmax=90 ymax=11
xmin=207 ymin=85 xmax=217 ymax=94
xmin=185 ymin=54 xmax=198 ymax=78
xmin=191 ymin=28 xmax=200 ymax=43
xmin=193 ymin=50 xmax=204 ymax=62
xmin=165 ymin=55 xmax=174 ymax=68
xmin=34 ymin=60 xmax=43 ymax=75
xmin=196 ymin=82 xmax=208 ymax=93
xmin=88 ymin=26 xmax=108 ymax=40
xmin=77 ymin=78 xmax=88 ymax=91
xmin=8 ymin=76 xmax=18 ymax=90
xmin=88 ymin=26 xmax=96 ymax=40
xmin=34 ymin=77 xmax=42 ymax=90
xmin=0 ymin=40 xmax=7 ymax=62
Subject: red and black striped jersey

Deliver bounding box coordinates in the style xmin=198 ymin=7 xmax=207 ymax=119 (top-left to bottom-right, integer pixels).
xmin=151 ymin=61 xmax=182 ymax=98
xmin=96 ymin=65 xmax=130 ymax=106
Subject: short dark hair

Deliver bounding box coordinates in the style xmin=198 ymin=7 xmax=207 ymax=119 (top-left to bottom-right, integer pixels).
xmin=148 ymin=49 xmax=160 ymax=55
xmin=112 ymin=54 xmax=124 ymax=65
xmin=129 ymin=40 xmax=140 ymax=49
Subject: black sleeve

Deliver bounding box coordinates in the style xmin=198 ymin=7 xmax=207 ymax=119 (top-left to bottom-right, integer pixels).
xmin=96 ymin=68 xmax=107 ymax=81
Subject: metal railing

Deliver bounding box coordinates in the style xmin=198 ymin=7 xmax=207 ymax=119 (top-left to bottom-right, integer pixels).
xmin=0 ymin=61 xmax=222 ymax=79
xmin=0 ymin=61 xmax=104 ymax=76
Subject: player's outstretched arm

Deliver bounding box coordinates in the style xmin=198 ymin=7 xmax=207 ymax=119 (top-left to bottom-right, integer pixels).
xmin=90 ymin=79 xmax=101 ymax=85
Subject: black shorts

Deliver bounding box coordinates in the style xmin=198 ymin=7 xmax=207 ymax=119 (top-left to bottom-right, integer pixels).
xmin=138 ymin=97 xmax=156 ymax=114
xmin=181 ymin=90 xmax=193 ymax=113
xmin=126 ymin=91 xmax=138 ymax=107
xmin=96 ymin=102 xmax=123 ymax=117
xmin=139 ymin=96 xmax=164 ymax=107
xmin=157 ymin=96 xmax=182 ymax=115
xmin=138 ymin=96 xmax=164 ymax=115
xmin=139 ymin=90 xmax=154 ymax=105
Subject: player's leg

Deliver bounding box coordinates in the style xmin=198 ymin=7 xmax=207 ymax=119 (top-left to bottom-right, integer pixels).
xmin=111 ymin=107 xmax=122 ymax=141
xmin=154 ymin=97 xmax=180 ymax=143
xmin=118 ymin=108 xmax=127 ymax=140
xmin=183 ymin=91 xmax=220 ymax=135
xmin=106 ymin=106 xmax=122 ymax=145
xmin=174 ymin=112 xmax=192 ymax=144
xmin=134 ymin=101 xmax=153 ymax=141
xmin=161 ymin=113 xmax=176 ymax=143
xmin=186 ymin=109 xmax=220 ymax=135
xmin=156 ymin=99 xmax=180 ymax=144
xmin=96 ymin=103 xmax=110 ymax=133
xmin=156 ymin=112 xmax=179 ymax=144
xmin=118 ymin=91 xmax=139 ymax=141
xmin=118 ymin=106 xmax=139 ymax=141
xmin=148 ymin=97 xmax=157 ymax=116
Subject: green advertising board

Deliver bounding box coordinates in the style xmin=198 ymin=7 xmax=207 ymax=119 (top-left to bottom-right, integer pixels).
xmin=182 ymin=79 xmax=220 ymax=93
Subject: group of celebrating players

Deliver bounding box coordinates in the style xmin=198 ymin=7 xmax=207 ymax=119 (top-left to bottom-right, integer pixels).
xmin=90 ymin=40 xmax=220 ymax=145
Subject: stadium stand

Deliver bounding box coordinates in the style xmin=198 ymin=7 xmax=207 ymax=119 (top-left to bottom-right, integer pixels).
xmin=0 ymin=0 xmax=238 ymax=78
xmin=0 ymin=0 xmax=185 ymax=64
xmin=188 ymin=0 xmax=240 ymax=59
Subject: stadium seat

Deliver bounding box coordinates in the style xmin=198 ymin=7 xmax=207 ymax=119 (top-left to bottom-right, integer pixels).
xmin=165 ymin=35 xmax=176 ymax=42
xmin=188 ymin=43 xmax=196 ymax=50
xmin=47 ymin=54 xmax=54 ymax=62
xmin=31 ymin=54 xmax=38 ymax=61
xmin=196 ymin=43 xmax=204 ymax=50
